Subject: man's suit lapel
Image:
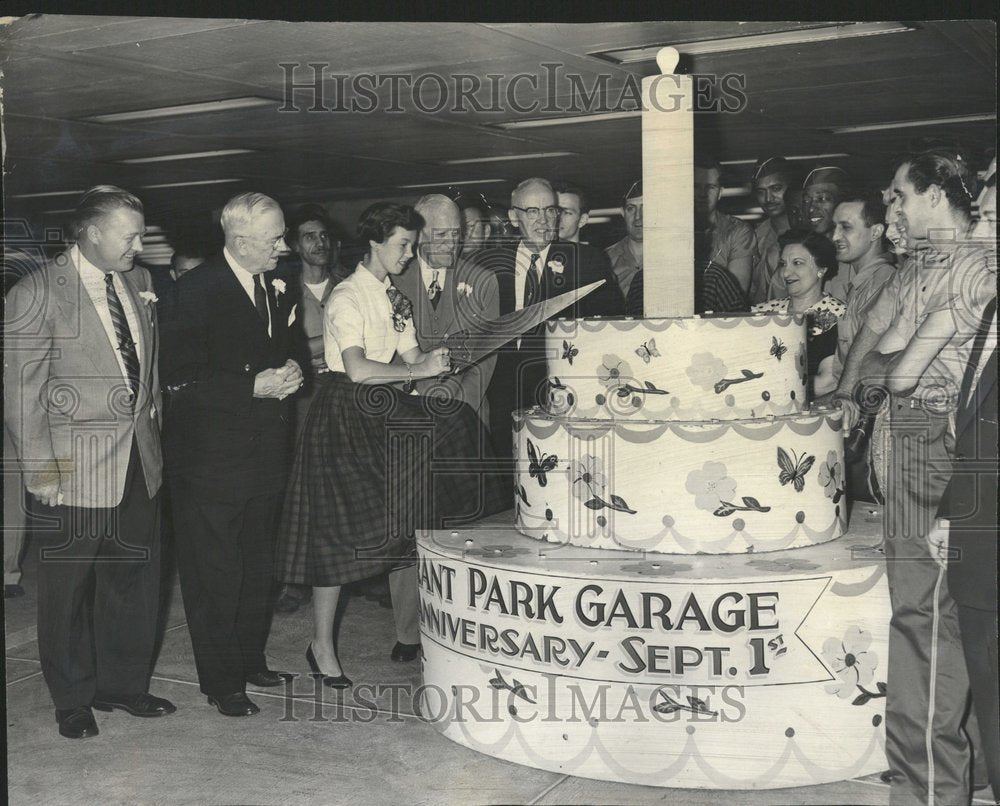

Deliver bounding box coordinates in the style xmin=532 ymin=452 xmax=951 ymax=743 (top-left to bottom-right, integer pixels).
xmin=51 ymin=253 xmax=122 ymax=380
xmin=218 ymin=261 xmax=271 ymax=348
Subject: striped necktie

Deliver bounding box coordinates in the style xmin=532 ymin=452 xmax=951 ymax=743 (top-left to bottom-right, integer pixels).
xmin=428 ymin=270 xmax=441 ymax=308
xmin=104 ymin=273 xmax=141 ymax=403
xmin=523 ymin=253 xmax=540 ymax=308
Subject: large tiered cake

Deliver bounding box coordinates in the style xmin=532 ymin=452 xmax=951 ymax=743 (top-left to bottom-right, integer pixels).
xmin=416 ymin=313 xmax=891 ymax=790
xmin=513 ymin=314 xmax=847 ymax=554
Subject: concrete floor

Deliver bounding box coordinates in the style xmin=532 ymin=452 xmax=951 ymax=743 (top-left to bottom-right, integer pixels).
xmin=4 ymin=544 xmax=991 ymax=806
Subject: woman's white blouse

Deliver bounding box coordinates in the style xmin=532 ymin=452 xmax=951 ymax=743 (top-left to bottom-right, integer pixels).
xmin=324 ymin=264 xmax=418 ymax=372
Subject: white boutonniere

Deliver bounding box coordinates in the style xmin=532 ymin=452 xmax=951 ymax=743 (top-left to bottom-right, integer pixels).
xmin=138 ymin=291 xmax=158 ymax=304
xmin=547 ymin=257 xmax=565 ymax=275
xmin=457 ymin=281 xmax=474 ymax=297
xmin=272 ymin=278 xmax=286 ymax=295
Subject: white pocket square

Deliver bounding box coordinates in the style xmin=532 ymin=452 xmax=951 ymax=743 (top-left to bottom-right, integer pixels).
xmin=288 ymin=304 xmax=297 ymax=327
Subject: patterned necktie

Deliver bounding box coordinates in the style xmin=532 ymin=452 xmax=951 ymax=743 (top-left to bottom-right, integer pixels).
xmin=428 ymin=270 xmax=441 ymax=309
xmin=104 ymin=273 xmax=141 ymax=402
xmin=253 ymin=273 xmax=269 ymax=325
xmin=523 ymin=253 xmax=540 ymax=309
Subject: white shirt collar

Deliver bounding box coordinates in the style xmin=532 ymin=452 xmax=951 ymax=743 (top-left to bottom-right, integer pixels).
xmin=516 ymin=241 xmax=551 ymax=273
xmin=417 ymin=254 xmax=448 ymax=290
xmin=72 ymin=244 xmax=110 ymax=282
xmin=354 ymin=262 xmax=392 ymax=289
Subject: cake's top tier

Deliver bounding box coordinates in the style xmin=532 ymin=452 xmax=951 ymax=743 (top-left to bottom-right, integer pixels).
xmin=546 ymin=313 xmax=809 ymax=422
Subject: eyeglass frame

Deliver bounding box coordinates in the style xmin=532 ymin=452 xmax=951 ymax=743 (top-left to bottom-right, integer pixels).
xmin=235 ymin=230 xmax=288 ymax=250
xmin=511 ymin=205 xmax=561 ymax=220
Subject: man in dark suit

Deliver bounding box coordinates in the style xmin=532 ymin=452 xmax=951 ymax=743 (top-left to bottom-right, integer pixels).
xmin=483 ymin=177 xmax=624 ymax=462
xmin=936 ymin=163 xmax=997 ymax=802
xmin=160 ymin=192 xmax=304 ymax=717
xmin=4 ymin=186 xmax=175 ymax=738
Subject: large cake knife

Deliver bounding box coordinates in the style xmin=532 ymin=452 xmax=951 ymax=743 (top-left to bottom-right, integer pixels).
xmin=443 ymin=279 xmax=605 ymax=370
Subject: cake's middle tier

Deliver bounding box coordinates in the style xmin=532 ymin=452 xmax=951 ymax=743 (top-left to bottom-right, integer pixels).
xmin=545 ymin=314 xmax=809 ymax=421
xmin=514 ymin=407 xmax=847 ymax=555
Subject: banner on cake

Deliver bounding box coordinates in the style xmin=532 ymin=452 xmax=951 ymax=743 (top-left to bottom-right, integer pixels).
xmin=417 ymin=553 xmax=834 ymax=687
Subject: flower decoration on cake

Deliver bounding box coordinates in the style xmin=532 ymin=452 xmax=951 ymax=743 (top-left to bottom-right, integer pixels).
xmin=686 ymin=352 xmax=728 ymax=391
xmin=597 ymin=354 xmax=633 ymax=390
xmin=822 ymin=626 xmax=885 ymax=702
xmin=618 ymin=561 xmax=693 ymax=576
xmin=685 ymin=462 xmax=738 ymax=512
xmin=573 ymin=453 xmax=635 ymax=515
xmin=748 ymin=556 xmax=821 ymax=573
xmin=572 ymin=454 xmax=607 ymax=501
xmin=818 ymin=450 xmax=845 ymax=503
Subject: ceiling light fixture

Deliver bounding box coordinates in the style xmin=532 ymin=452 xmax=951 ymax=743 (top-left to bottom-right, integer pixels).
xmin=12 ymin=189 xmax=86 ymax=199
xmin=117 ymin=149 xmax=257 ymax=164
xmin=829 ymin=113 xmax=996 ymax=134
xmin=494 ymin=110 xmax=640 ymax=130
xmin=594 ymin=22 xmax=915 ymax=62
xmin=140 ymin=178 xmax=243 ymax=190
xmin=440 ymin=151 xmax=577 ymax=165
xmin=720 ymin=153 xmax=851 ymax=166
xmin=397 ymin=179 xmax=507 ymax=190
xmin=80 ymin=96 xmax=276 ymax=124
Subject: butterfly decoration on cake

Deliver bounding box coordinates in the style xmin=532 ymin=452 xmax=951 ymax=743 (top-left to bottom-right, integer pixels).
xmin=561 ymin=340 xmax=579 ymax=365
xmin=769 ymin=336 xmax=787 ymax=362
xmin=526 ymin=439 xmax=558 ymax=487
xmin=635 ymin=339 xmax=660 ymax=364
xmin=777 ymin=447 xmax=816 ymax=492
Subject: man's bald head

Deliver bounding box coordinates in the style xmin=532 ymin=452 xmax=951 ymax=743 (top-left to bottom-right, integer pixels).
xmin=414 ymin=193 xmax=461 ymax=269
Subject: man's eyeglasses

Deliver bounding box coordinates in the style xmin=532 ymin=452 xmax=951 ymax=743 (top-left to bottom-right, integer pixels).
xmin=511 ymin=205 xmax=560 ymax=220
xmin=237 ymin=230 xmax=288 ymax=249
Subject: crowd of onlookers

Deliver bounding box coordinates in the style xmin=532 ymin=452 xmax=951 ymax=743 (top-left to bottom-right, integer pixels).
xmin=3 ymin=144 xmax=997 ymax=806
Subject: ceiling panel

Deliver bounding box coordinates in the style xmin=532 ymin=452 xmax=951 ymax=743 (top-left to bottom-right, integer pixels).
xmin=1 ymin=15 xmax=995 ymax=234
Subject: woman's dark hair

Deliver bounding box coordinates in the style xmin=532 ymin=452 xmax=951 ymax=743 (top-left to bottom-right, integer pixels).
xmin=904 ymin=148 xmax=977 ymax=217
xmin=356 ymin=202 xmax=423 ymax=245
xmin=777 ymin=228 xmax=839 ymax=279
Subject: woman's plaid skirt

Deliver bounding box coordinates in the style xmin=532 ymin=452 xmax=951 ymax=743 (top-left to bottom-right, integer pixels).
xmin=277 ymin=372 xmax=506 ymax=586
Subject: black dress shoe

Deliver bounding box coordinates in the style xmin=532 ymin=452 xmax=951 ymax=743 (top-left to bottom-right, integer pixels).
xmin=93 ymin=692 xmax=177 ymax=717
xmin=390 ymin=641 xmax=420 ymax=662
xmin=245 ymin=669 xmax=288 ymax=687
xmin=56 ymin=706 xmax=99 ymax=739
xmin=207 ymin=692 xmax=260 ymax=716
xmin=305 ymin=643 xmax=352 ymax=689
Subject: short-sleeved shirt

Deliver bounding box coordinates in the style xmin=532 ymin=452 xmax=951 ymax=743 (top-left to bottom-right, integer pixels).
xmin=605 ymin=236 xmax=641 ymax=299
xmin=696 ymin=212 xmax=757 ymax=279
xmin=750 ymin=218 xmax=786 ymax=304
xmin=833 ymin=256 xmax=896 ymax=381
xmin=324 ymin=264 xmax=418 ymax=372
xmin=873 ymin=241 xmax=997 ymax=410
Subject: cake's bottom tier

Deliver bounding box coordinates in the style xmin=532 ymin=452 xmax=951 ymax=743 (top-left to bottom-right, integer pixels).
xmin=417 ymin=508 xmax=890 ymax=789
xmin=514 ymin=408 xmax=847 ymax=554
